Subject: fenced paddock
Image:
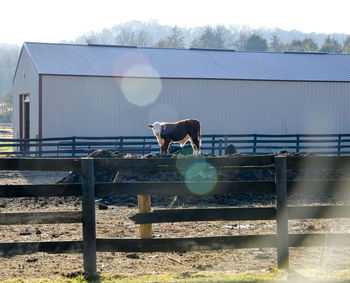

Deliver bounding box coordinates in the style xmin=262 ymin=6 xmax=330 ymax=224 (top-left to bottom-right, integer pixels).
xmin=1 ymin=133 xmax=350 ymax=157
xmin=1 ymin=155 xmax=350 ymax=276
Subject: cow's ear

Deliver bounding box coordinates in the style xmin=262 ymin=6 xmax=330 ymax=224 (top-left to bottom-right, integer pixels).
xmin=148 ymin=124 xmax=153 ymax=129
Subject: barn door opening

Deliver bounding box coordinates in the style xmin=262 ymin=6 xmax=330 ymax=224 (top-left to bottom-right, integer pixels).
xmin=24 ymin=95 xmax=30 ymax=139
xmin=20 ymin=94 xmax=30 ymax=152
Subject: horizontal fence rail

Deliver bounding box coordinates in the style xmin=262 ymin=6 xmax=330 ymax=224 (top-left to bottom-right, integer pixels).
xmin=3 ymin=233 xmax=350 ymax=258
xmin=130 ymin=205 xmax=350 ymax=224
xmin=1 ymin=155 xmax=350 ymax=275
xmin=1 ymin=133 xmax=350 ymax=157
xmin=0 ymin=211 xmax=82 ymax=225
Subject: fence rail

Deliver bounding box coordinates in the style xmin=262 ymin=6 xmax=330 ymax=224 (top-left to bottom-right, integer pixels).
xmin=1 ymin=155 xmax=350 ymax=276
xmin=2 ymin=133 xmax=350 ymax=157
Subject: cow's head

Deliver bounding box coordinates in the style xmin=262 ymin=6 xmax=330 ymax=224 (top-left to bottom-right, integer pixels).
xmin=148 ymin=122 xmax=163 ymax=137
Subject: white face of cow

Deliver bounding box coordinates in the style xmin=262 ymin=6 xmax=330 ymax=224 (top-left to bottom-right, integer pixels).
xmin=148 ymin=122 xmax=163 ymax=136
xmin=148 ymin=122 xmax=165 ymax=146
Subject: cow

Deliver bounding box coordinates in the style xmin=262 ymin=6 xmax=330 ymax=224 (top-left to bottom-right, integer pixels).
xmin=148 ymin=119 xmax=201 ymax=155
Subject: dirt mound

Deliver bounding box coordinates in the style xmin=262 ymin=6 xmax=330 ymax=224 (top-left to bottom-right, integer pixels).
xmin=57 ymin=149 xmax=277 ymax=207
xmin=57 ymin=149 xmax=277 ymax=184
xmin=57 ymin=149 xmax=350 ymax=207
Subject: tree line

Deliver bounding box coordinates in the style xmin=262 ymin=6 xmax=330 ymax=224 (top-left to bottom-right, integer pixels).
xmin=0 ymin=44 xmax=19 ymax=122
xmin=79 ymin=22 xmax=350 ymax=54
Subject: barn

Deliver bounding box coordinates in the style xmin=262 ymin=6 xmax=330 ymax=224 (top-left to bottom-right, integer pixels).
xmin=12 ymin=42 xmax=350 ymax=141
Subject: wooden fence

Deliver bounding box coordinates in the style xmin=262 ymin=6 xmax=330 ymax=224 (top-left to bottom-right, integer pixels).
xmin=1 ymin=155 xmax=350 ymax=276
xmin=1 ymin=133 xmax=350 ymax=157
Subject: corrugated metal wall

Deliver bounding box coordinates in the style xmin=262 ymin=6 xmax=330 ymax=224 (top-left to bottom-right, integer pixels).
xmin=41 ymin=75 xmax=350 ymax=138
xmin=12 ymin=48 xmax=39 ymax=139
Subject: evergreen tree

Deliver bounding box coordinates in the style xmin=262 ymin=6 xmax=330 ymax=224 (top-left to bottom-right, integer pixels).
xmin=287 ymin=39 xmax=304 ymax=52
xmin=343 ymin=36 xmax=350 ymax=54
xmin=302 ymin=38 xmax=318 ymax=52
xmin=233 ymin=33 xmax=249 ymax=51
xmin=320 ymin=36 xmax=343 ymax=53
xmin=269 ymin=34 xmax=286 ymax=52
xmin=244 ymin=33 xmax=268 ymax=51
xmin=286 ymin=38 xmax=318 ymax=52
xmin=190 ymin=25 xmax=228 ymax=49
xmin=156 ymin=26 xmax=185 ymax=48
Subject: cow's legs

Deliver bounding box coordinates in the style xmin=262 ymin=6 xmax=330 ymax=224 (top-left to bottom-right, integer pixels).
xmin=160 ymin=140 xmax=171 ymax=154
xmin=190 ymin=135 xmax=201 ymax=156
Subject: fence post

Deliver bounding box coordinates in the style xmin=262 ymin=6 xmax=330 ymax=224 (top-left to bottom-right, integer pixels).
xmin=296 ymin=134 xmax=300 ymax=153
xmin=338 ymin=134 xmax=342 ymax=155
xmin=142 ymin=137 xmax=146 ymax=155
xmin=253 ymin=134 xmax=257 ymax=153
xmin=138 ymin=195 xmax=152 ymax=238
xmin=120 ymin=137 xmax=124 ymax=152
xmin=35 ymin=134 xmax=42 ymax=157
xmin=275 ymin=155 xmax=289 ymax=269
xmin=219 ymin=140 xmax=223 ymax=156
xmin=39 ymin=138 xmax=42 ymax=157
xmin=72 ymin=137 xmax=76 ymax=158
xmin=23 ymin=138 xmax=26 ymax=157
xmin=212 ymin=136 xmax=215 ymax=155
xmin=81 ymin=157 xmax=97 ymax=276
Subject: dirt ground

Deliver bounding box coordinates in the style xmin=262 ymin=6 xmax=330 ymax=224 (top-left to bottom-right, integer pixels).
xmin=1 ymin=171 xmax=350 ymax=280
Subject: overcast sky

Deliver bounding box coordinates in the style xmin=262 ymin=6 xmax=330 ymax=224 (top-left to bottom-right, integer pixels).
xmin=1 ymin=0 xmax=350 ymax=45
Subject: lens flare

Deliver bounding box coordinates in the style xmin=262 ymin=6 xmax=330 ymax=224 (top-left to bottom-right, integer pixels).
xmin=184 ymin=161 xmax=218 ymax=195
xmin=114 ymin=50 xmax=162 ymax=107
xmin=176 ymin=155 xmax=206 ymax=176
xmin=118 ymin=65 xmax=162 ymax=106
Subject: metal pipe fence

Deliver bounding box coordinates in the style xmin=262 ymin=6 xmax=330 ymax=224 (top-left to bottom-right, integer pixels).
xmin=1 ymin=133 xmax=350 ymax=157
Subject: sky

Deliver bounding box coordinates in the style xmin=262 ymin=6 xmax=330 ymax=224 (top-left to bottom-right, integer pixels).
xmin=1 ymin=0 xmax=350 ymax=45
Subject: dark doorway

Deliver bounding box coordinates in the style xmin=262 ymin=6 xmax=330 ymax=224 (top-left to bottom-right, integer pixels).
xmin=24 ymin=99 xmax=30 ymax=139
xmin=20 ymin=95 xmax=30 ymax=152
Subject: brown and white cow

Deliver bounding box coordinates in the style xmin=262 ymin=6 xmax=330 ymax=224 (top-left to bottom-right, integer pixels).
xmin=148 ymin=119 xmax=201 ymax=155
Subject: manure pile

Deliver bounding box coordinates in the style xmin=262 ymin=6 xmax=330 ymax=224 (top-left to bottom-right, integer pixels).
xmin=57 ymin=150 xmax=350 ymax=207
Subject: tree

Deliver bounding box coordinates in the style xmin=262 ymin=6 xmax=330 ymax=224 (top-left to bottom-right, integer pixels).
xmin=301 ymin=38 xmax=318 ymax=52
xmin=156 ymin=26 xmax=185 ymax=48
xmin=83 ymin=31 xmax=99 ymax=44
xmin=0 ymin=45 xmax=20 ymax=101
xmin=287 ymin=39 xmax=304 ymax=52
xmin=0 ymin=91 xmax=13 ymax=122
xmin=269 ymin=34 xmax=286 ymax=52
xmin=134 ymin=29 xmax=153 ymax=47
xmin=232 ymin=33 xmax=249 ymax=51
xmin=112 ymin=24 xmax=153 ymax=47
xmin=343 ymin=36 xmax=350 ymax=54
xmin=113 ymin=26 xmax=136 ymax=46
xmin=286 ymin=38 xmax=318 ymax=52
xmin=190 ymin=25 xmax=228 ymax=49
xmin=213 ymin=25 xmax=228 ymax=49
xmin=243 ymin=33 xmax=268 ymax=51
xmin=320 ymin=36 xmax=343 ymax=53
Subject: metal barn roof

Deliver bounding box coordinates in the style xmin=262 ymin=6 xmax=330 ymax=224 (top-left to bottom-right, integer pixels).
xmin=23 ymin=42 xmax=350 ymax=82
